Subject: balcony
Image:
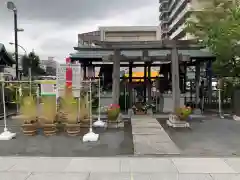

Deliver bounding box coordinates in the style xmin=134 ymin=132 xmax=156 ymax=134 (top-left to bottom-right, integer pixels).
xmin=169 ymin=0 xmax=188 ymax=21
xmin=168 ymin=3 xmax=191 ymax=32
xmin=169 ymin=23 xmax=186 ymax=39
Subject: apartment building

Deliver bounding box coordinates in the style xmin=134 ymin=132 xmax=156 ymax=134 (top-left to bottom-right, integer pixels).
xmin=159 ymin=0 xmax=201 ymax=40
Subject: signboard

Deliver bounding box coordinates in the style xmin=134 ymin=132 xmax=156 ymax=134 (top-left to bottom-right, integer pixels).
xmin=56 ymin=63 xmax=82 ymax=97
xmin=56 ymin=64 xmax=82 ymax=89
xmin=41 ymin=84 xmax=55 ymax=96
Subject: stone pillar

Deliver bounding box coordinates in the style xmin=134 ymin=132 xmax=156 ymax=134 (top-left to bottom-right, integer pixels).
xmin=82 ymin=63 xmax=87 ymax=79
xmin=171 ymin=48 xmax=180 ymax=113
xmin=207 ymin=60 xmax=213 ymax=104
xmin=112 ymin=50 xmax=121 ymax=104
xmin=128 ymin=61 xmax=133 ymax=108
xmin=147 ymin=62 xmax=152 ymax=105
xmin=143 ymin=63 xmax=147 ymax=103
xmin=195 ymin=61 xmax=200 ymax=109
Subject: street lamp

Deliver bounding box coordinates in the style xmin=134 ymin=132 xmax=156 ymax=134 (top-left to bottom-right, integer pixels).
xmin=9 ymin=42 xmax=27 ymax=55
xmin=7 ymin=1 xmax=24 ymax=80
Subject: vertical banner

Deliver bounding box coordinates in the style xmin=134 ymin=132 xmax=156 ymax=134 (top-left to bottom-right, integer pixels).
xmin=65 ymin=57 xmax=72 ymax=88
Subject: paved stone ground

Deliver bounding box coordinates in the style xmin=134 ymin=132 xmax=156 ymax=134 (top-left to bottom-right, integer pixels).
xmin=157 ymin=116 xmax=240 ymax=156
xmin=1 ymin=157 xmax=240 ymax=179
xmin=131 ymin=115 xmax=180 ymax=155
xmin=0 ymin=118 xmax=133 ymax=157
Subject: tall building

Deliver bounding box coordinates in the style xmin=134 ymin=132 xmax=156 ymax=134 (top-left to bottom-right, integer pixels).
xmin=40 ymin=57 xmax=57 ymax=75
xmin=159 ymin=0 xmax=202 ymax=40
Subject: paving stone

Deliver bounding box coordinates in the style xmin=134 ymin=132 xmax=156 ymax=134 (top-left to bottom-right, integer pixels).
xmin=120 ymin=158 xmax=178 ymax=173
xmin=224 ymin=158 xmax=240 ymax=173
xmin=65 ymin=158 xmax=121 ymax=172
xmin=27 ymin=173 xmax=89 ymax=180
xmin=178 ymin=174 xmax=213 ymax=180
xmin=172 ymin=158 xmax=236 ymax=174
xmin=9 ymin=157 xmax=71 ymax=172
xmin=0 ymin=157 xmax=17 ymax=171
xmin=210 ymin=173 xmax=240 ymax=180
xmin=132 ymin=173 xmax=178 ymax=180
xmin=88 ymin=172 xmax=130 ymax=180
xmin=0 ymin=172 xmax=31 ymax=180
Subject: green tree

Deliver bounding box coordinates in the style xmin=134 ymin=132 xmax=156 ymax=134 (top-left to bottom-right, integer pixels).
xmin=186 ymin=0 xmax=240 ymax=77
xmin=21 ymin=52 xmax=45 ymax=76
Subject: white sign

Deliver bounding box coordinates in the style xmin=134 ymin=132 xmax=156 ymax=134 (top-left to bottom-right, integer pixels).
xmin=56 ymin=64 xmax=82 ymax=89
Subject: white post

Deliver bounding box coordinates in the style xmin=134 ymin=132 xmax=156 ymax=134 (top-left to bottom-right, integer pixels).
xmin=29 ymin=67 xmax=32 ymax=96
xmin=2 ymin=81 xmax=7 ymax=131
xmin=93 ymin=76 xmax=106 ymax=127
xmin=89 ymin=79 xmax=93 ymax=132
xmin=98 ymin=77 xmax=101 ymax=119
xmin=0 ymin=76 xmax=16 ymax=140
xmin=36 ymin=86 xmax=40 ymax=118
xmin=16 ymin=88 xmax=19 ymax=113
xmin=125 ymin=83 xmax=127 ymax=112
xmin=82 ymin=79 xmax=99 ymax=142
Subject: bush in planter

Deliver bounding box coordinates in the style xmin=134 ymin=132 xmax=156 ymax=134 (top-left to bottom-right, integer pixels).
xmin=107 ymin=104 xmax=120 ymax=121
xmin=175 ymin=106 xmax=192 ymax=121
xmin=61 ymin=91 xmax=81 ymax=136
xmin=40 ymin=97 xmax=57 ymax=136
xmin=19 ymin=96 xmax=38 ymax=136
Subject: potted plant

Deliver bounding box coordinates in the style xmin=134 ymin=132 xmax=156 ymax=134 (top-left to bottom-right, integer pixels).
xmin=107 ymin=104 xmax=120 ymax=121
xmin=79 ymin=94 xmax=90 ymax=127
xmin=175 ymin=106 xmax=192 ymax=121
xmin=61 ymin=88 xmax=81 ymax=136
xmin=20 ymin=96 xmax=38 ymax=136
xmin=40 ymin=96 xmax=57 ymax=136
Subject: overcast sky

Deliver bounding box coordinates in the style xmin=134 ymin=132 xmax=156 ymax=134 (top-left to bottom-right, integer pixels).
xmin=0 ymin=0 xmax=159 ymax=63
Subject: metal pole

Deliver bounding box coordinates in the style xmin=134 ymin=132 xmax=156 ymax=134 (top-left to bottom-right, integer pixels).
xmin=36 ymin=86 xmax=40 ymax=118
xmin=16 ymin=88 xmax=19 ymax=113
xmin=89 ymin=80 xmax=93 ymax=132
xmin=29 ymin=67 xmax=32 ymax=96
xmin=2 ymin=81 xmax=7 ymax=131
xmin=98 ymin=77 xmax=101 ymax=119
xmin=14 ymin=10 xmax=19 ymax=80
xmin=124 ymin=83 xmax=127 ymax=112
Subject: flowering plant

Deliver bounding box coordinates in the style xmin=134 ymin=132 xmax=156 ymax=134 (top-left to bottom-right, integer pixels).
xmin=176 ymin=106 xmax=192 ymax=121
xmin=107 ymin=104 xmax=120 ymax=121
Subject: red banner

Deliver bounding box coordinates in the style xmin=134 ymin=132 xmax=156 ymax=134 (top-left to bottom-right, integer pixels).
xmin=65 ymin=57 xmax=72 ymax=88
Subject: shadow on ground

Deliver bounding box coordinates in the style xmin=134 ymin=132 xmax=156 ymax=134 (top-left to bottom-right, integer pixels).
xmin=0 ymin=119 xmax=134 ymax=157
xmin=157 ymin=117 xmax=240 ymax=157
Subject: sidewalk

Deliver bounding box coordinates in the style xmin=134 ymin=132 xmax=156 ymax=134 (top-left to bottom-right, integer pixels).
xmin=1 ymin=157 xmax=240 ymax=179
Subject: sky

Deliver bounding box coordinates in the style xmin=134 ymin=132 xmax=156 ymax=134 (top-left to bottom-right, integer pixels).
xmin=0 ymin=0 xmax=159 ymax=63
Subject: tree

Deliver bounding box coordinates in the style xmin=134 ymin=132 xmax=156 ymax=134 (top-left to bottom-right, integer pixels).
xmin=186 ymin=0 xmax=240 ymax=77
xmin=21 ymin=52 xmax=45 ymax=77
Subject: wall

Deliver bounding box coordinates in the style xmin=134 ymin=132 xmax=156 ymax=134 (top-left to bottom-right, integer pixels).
xmin=99 ymin=26 xmax=161 ymax=42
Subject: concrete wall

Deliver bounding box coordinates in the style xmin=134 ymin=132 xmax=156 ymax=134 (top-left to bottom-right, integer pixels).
xmin=99 ymin=26 xmax=161 ymax=42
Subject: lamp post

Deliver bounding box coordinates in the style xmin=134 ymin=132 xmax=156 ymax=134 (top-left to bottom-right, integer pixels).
xmin=9 ymin=42 xmax=27 ymax=55
xmin=7 ymin=1 xmax=24 ymax=80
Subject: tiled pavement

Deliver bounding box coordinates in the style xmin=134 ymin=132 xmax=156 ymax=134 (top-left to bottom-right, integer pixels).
xmin=131 ymin=115 xmax=180 ymax=155
xmin=1 ymin=157 xmax=240 ymax=179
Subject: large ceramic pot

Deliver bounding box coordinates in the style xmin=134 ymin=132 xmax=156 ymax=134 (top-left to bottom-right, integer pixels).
xmin=43 ymin=124 xmax=57 ymax=136
xmin=66 ymin=123 xmax=80 ymax=136
xmin=21 ymin=123 xmax=37 ymax=136
xmin=176 ymin=107 xmax=192 ymax=121
xmin=107 ymin=104 xmax=120 ymax=121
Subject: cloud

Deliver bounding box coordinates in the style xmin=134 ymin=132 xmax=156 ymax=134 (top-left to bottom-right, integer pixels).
xmin=0 ymin=0 xmax=159 ymax=62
